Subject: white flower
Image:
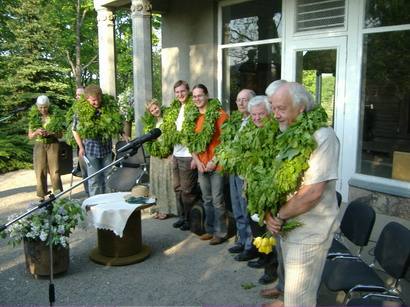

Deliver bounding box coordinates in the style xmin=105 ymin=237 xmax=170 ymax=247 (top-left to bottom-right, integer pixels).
xmin=39 ymin=231 xmax=48 ymax=242
xmin=3 ymin=198 xmax=84 ymax=247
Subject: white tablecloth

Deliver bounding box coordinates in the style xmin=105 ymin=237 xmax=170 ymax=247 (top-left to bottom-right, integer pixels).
xmin=82 ymin=192 xmax=155 ymax=238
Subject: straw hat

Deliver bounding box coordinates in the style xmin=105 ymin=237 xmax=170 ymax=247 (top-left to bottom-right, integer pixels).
xmin=131 ymin=185 xmax=149 ymax=197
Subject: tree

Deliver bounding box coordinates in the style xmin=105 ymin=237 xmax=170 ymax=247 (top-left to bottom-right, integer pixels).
xmin=0 ymin=0 xmax=71 ymax=112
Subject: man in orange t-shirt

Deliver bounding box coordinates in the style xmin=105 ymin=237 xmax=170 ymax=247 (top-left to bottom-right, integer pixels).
xmin=191 ymin=84 xmax=229 ymax=245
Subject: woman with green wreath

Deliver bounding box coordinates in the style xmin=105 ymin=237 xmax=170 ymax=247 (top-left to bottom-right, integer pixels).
xmin=190 ymin=84 xmax=229 ymax=245
xmin=28 ymin=95 xmax=64 ymax=200
xmin=142 ymin=98 xmax=177 ymax=220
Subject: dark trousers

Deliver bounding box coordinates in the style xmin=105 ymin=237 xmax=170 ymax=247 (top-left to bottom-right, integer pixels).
xmin=172 ymin=156 xmax=199 ymax=223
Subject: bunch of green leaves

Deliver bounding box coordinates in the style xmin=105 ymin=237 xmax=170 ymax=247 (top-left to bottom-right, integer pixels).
xmin=216 ymin=117 xmax=278 ymax=176
xmin=219 ymin=111 xmax=244 ymax=144
xmin=216 ymin=106 xmax=328 ymax=231
xmin=185 ymin=99 xmax=222 ymax=154
xmin=2 ymin=197 xmax=84 ymax=247
xmin=65 ymin=94 xmax=123 ymax=145
xmin=245 ymin=107 xmax=328 ymax=227
xmin=28 ymin=105 xmax=66 ymax=142
xmin=160 ymin=97 xmax=198 ymax=150
xmin=141 ymin=108 xmax=173 ymax=158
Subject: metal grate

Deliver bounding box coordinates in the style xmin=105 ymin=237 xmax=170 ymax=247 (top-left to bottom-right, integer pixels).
xmin=296 ymin=0 xmax=345 ymax=32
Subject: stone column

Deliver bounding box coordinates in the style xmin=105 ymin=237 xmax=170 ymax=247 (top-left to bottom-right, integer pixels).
xmin=96 ymin=6 xmax=116 ymax=97
xmin=131 ymin=0 xmax=153 ymax=136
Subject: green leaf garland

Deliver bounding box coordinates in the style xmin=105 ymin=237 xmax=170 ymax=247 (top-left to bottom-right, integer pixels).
xmin=65 ymin=94 xmax=123 ymax=145
xmin=185 ymin=98 xmax=222 ymax=154
xmin=28 ymin=105 xmax=65 ymax=142
xmin=216 ymin=106 xmax=329 ymax=230
xmin=141 ymin=107 xmax=173 ymax=158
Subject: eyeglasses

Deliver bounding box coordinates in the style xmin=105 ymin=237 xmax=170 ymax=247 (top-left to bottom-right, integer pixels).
xmin=193 ymin=94 xmax=206 ymax=99
xmin=236 ymin=98 xmax=249 ymax=103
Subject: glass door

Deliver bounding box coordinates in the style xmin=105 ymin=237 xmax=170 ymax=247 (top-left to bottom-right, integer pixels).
xmin=285 ymin=36 xmax=347 ymax=195
xmin=295 ymin=49 xmax=337 ymax=127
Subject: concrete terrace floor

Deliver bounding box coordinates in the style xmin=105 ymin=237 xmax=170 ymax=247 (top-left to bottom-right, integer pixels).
xmin=0 ymin=169 xmax=409 ymax=306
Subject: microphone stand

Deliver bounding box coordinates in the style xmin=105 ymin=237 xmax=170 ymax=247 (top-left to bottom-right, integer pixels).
xmin=0 ymin=107 xmax=28 ymax=123
xmin=0 ymin=145 xmax=143 ymax=306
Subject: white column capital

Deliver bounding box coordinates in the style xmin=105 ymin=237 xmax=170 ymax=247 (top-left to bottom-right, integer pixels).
xmin=131 ymin=0 xmax=152 ymax=17
xmin=96 ymin=6 xmax=115 ymax=26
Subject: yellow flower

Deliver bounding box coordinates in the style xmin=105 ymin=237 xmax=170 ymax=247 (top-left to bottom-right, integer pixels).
xmin=253 ymin=234 xmax=277 ymax=254
xmin=253 ymin=236 xmax=262 ymax=248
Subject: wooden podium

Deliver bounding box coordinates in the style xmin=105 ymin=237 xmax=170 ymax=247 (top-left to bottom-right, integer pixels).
xmin=82 ymin=192 xmax=154 ymax=266
xmin=89 ymin=209 xmax=151 ymax=266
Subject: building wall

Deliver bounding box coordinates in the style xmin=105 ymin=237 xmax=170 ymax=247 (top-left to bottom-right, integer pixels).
xmin=161 ymin=0 xmax=217 ymax=104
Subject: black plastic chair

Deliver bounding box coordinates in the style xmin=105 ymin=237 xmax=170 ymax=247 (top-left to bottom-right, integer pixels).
xmin=328 ymin=198 xmax=376 ymax=258
xmin=346 ymin=292 xmax=406 ymax=306
xmin=323 ymin=222 xmax=410 ymax=304
xmin=106 ymin=142 xmax=149 ymax=191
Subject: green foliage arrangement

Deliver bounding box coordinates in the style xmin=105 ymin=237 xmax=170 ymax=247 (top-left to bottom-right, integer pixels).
xmin=65 ymin=94 xmax=124 ymax=146
xmin=219 ymin=111 xmax=244 ymax=144
xmin=141 ymin=107 xmax=173 ymax=158
xmin=2 ymin=198 xmax=85 ymax=247
xmin=160 ymin=97 xmax=197 ymax=149
xmin=28 ymin=105 xmax=66 ymax=142
xmin=184 ymin=98 xmax=222 ymax=154
xmin=216 ymin=106 xmax=328 ymax=229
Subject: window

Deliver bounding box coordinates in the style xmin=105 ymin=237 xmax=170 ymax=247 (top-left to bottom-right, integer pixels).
xmin=296 ymin=0 xmax=345 ymax=32
xmin=220 ymin=0 xmax=282 ymax=112
xmin=365 ymin=0 xmax=410 ymax=28
xmin=222 ymin=0 xmax=282 ymax=44
xmin=358 ymin=29 xmax=410 ymax=181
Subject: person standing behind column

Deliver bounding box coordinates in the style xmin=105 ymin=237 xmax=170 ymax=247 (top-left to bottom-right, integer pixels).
xmin=74 ymin=86 xmax=89 ymax=196
xmin=163 ymin=80 xmax=200 ymax=231
xmin=190 ymin=84 xmax=229 ymax=245
xmin=71 ymin=85 xmax=125 ymax=196
xmin=28 ymin=95 xmax=64 ymax=201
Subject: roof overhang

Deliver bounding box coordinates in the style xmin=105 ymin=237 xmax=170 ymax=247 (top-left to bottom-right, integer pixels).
xmin=94 ymin=0 xmax=170 ymax=12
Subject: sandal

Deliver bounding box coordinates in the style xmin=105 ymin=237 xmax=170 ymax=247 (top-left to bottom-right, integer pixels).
xmin=157 ymin=213 xmax=169 ymax=220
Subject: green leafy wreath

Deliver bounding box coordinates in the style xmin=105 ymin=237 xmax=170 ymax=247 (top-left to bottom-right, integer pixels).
xmin=185 ymin=98 xmax=222 ymax=153
xmin=28 ymin=105 xmax=65 ymax=142
xmin=141 ymin=107 xmax=173 ymax=158
xmin=65 ymin=94 xmax=123 ymax=146
xmin=216 ymin=106 xmax=328 ymax=229
xmin=219 ymin=110 xmax=244 ymax=144
xmin=160 ymin=96 xmax=197 ymax=149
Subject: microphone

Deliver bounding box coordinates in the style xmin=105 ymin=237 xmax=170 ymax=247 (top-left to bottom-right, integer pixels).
xmin=117 ymin=128 xmax=161 ymax=153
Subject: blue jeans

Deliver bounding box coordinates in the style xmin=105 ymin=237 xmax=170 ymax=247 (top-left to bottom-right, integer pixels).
xmin=198 ymin=171 xmax=227 ymax=238
xmin=229 ymin=175 xmax=253 ymax=250
xmin=87 ymin=154 xmax=112 ymax=196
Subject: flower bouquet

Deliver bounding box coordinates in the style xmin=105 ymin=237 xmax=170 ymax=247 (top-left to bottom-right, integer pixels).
xmin=2 ymin=198 xmax=84 ymax=248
